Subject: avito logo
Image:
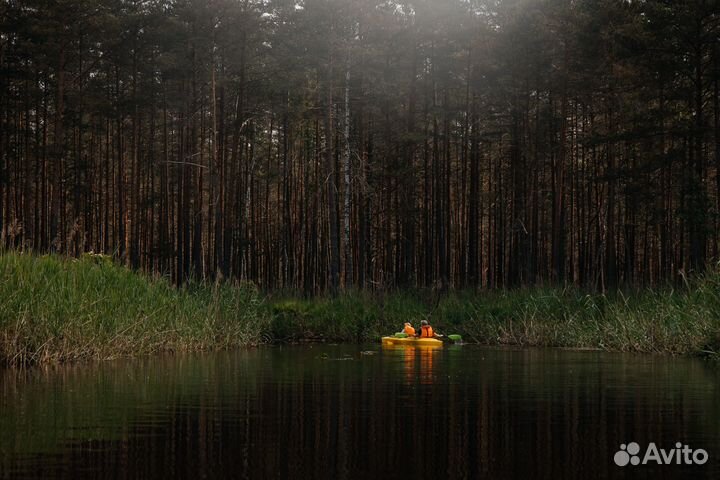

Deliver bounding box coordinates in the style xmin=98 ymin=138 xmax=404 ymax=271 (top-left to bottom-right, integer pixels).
xmin=614 ymin=442 xmax=708 ymax=467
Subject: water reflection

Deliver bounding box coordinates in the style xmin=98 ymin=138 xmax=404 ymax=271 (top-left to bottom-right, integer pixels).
xmin=1 ymin=347 xmax=718 ymax=479
xmin=389 ymin=345 xmax=441 ymax=385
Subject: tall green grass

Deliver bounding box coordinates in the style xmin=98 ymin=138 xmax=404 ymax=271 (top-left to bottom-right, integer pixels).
xmin=3 ymin=252 xmax=720 ymax=365
xmin=0 ymin=252 xmax=269 ymax=365
xmin=270 ymin=282 xmax=720 ymax=357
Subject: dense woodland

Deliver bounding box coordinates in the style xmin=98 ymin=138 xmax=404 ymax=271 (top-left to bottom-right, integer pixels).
xmin=0 ymin=0 xmax=719 ymax=293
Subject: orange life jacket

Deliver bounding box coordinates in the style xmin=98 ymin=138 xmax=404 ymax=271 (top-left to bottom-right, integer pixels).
xmin=404 ymin=325 xmax=416 ymax=336
xmin=420 ymin=325 xmax=434 ymax=338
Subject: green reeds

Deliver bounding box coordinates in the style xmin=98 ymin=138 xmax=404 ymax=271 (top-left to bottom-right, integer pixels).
xmin=2 ymin=251 xmax=719 ymax=365
xmin=0 ymin=252 xmax=269 ymax=365
xmin=270 ymin=283 xmax=720 ymax=356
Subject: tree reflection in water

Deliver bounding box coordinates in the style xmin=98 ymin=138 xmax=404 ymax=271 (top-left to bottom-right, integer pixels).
xmin=1 ymin=346 xmax=719 ymax=479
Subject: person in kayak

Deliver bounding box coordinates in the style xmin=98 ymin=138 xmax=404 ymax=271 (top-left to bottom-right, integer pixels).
xmin=403 ymin=322 xmax=416 ymax=336
xmin=417 ymin=320 xmax=443 ymax=338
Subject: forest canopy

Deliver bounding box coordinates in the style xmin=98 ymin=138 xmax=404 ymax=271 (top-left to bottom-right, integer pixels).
xmin=0 ymin=0 xmax=719 ymax=294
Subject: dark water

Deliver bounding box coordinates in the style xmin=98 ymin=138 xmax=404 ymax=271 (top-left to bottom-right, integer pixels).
xmin=1 ymin=345 xmax=718 ymax=479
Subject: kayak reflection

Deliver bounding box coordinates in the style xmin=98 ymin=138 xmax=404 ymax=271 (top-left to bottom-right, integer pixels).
xmin=383 ymin=344 xmax=441 ymax=385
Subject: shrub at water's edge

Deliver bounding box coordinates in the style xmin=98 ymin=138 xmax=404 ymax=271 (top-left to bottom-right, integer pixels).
xmin=0 ymin=253 xmax=269 ymax=365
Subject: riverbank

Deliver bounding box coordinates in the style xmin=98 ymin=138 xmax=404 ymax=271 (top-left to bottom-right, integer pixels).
xmin=0 ymin=253 xmax=269 ymax=365
xmin=2 ymin=252 xmax=719 ymax=365
xmin=270 ymin=285 xmax=720 ymax=357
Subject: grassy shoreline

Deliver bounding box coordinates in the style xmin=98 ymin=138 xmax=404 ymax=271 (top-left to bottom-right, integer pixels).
xmin=0 ymin=253 xmax=269 ymax=365
xmin=270 ymin=286 xmax=720 ymax=357
xmin=2 ymin=252 xmax=719 ymax=365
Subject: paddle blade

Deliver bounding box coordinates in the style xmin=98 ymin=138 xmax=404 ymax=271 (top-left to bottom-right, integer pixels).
xmin=448 ymin=334 xmax=463 ymax=342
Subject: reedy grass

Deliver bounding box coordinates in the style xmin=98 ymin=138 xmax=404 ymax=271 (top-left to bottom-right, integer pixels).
xmin=270 ymin=281 xmax=720 ymax=357
xmin=0 ymin=252 xmax=269 ymax=365
xmin=3 ymin=251 xmax=720 ymax=366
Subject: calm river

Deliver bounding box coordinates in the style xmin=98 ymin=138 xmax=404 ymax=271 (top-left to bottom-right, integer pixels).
xmin=1 ymin=345 xmax=718 ymax=479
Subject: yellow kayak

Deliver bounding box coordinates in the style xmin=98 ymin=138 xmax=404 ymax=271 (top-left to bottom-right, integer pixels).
xmin=381 ymin=336 xmax=443 ymax=347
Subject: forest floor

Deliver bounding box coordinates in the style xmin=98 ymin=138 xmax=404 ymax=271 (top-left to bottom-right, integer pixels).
xmin=2 ymin=252 xmax=719 ymax=366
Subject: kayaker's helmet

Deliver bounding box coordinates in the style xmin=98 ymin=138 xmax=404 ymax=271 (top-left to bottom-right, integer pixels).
xmin=420 ymin=320 xmax=429 ymax=326
xmin=404 ymin=322 xmax=412 ymax=327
